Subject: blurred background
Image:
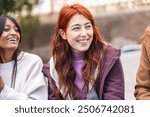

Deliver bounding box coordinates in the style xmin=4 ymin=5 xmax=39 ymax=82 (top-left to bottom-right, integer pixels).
xmin=1 ymin=0 xmax=150 ymax=100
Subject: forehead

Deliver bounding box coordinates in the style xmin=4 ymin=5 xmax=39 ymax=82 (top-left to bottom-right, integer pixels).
xmin=68 ymin=14 xmax=90 ymax=26
xmin=5 ymin=18 xmax=16 ymax=26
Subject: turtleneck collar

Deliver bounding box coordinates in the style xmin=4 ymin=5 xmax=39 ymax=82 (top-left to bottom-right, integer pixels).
xmin=71 ymin=49 xmax=85 ymax=61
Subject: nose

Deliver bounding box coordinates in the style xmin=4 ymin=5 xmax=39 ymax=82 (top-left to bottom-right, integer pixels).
xmin=80 ymin=28 xmax=87 ymax=37
xmin=10 ymin=29 xmax=17 ymax=35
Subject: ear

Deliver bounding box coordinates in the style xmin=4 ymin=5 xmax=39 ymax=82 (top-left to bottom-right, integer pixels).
xmin=59 ymin=29 xmax=67 ymax=40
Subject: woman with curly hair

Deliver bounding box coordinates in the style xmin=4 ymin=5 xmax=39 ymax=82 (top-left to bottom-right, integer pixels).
xmin=43 ymin=4 xmax=124 ymax=100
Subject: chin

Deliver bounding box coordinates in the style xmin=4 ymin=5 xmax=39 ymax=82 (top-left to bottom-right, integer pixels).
xmin=79 ymin=48 xmax=89 ymax=52
xmin=7 ymin=46 xmax=18 ymax=50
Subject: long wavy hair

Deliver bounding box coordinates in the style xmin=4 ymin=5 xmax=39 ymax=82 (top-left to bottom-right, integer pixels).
xmin=0 ymin=16 xmax=21 ymax=88
xmin=51 ymin=4 xmax=107 ymax=99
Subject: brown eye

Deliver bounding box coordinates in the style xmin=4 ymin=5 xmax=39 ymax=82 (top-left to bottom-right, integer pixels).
xmin=14 ymin=27 xmax=19 ymax=32
xmin=3 ymin=27 xmax=9 ymax=32
xmin=85 ymin=25 xmax=91 ymax=29
xmin=72 ymin=27 xmax=80 ymax=31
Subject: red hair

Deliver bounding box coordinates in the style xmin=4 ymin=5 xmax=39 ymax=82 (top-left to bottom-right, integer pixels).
xmin=51 ymin=4 xmax=107 ymax=99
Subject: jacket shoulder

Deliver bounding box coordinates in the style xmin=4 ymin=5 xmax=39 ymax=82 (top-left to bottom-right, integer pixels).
xmin=141 ymin=25 xmax=150 ymax=43
xmin=104 ymin=44 xmax=121 ymax=61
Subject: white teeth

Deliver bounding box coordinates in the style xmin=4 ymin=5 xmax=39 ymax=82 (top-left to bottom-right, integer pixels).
xmin=78 ymin=39 xmax=87 ymax=43
xmin=79 ymin=40 xmax=86 ymax=42
xmin=7 ymin=38 xmax=17 ymax=41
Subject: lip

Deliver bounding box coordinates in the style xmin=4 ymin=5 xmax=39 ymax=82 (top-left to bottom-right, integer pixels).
xmin=7 ymin=36 xmax=17 ymax=41
xmin=6 ymin=37 xmax=18 ymax=44
xmin=77 ymin=38 xmax=89 ymax=43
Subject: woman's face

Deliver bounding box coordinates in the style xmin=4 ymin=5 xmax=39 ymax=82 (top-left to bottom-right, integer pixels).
xmin=61 ymin=14 xmax=93 ymax=52
xmin=0 ymin=18 xmax=20 ymax=52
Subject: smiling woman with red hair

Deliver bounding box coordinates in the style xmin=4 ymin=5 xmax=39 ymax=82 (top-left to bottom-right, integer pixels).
xmin=43 ymin=4 xmax=124 ymax=100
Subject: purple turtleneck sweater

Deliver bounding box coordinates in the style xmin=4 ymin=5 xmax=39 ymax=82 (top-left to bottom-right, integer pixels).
xmin=72 ymin=50 xmax=86 ymax=98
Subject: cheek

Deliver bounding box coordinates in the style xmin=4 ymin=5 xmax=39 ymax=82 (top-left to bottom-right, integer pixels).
xmin=17 ymin=34 xmax=21 ymax=42
xmin=0 ymin=36 xmax=6 ymax=43
xmin=89 ymin=29 xmax=94 ymax=36
xmin=66 ymin=31 xmax=76 ymax=41
xmin=0 ymin=33 xmax=7 ymax=39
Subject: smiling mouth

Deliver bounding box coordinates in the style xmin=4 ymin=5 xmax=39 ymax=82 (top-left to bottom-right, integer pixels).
xmin=77 ymin=39 xmax=89 ymax=43
xmin=7 ymin=37 xmax=17 ymax=42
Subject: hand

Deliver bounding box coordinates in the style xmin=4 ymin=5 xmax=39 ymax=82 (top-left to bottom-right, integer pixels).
xmin=0 ymin=76 xmax=4 ymax=93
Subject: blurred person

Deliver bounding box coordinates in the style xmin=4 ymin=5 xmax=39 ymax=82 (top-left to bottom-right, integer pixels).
xmin=135 ymin=25 xmax=150 ymax=100
xmin=42 ymin=4 xmax=124 ymax=100
xmin=0 ymin=16 xmax=48 ymax=100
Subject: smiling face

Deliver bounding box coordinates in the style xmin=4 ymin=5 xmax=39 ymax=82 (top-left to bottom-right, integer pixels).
xmin=0 ymin=18 xmax=20 ymax=52
xmin=60 ymin=14 xmax=93 ymax=52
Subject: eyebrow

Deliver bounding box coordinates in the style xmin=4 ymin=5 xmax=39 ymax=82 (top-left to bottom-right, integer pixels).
xmin=71 ymin=24 xmax=80 ymax=28
xmin=4 ymin=24 xmax=9 ymax=26
xmin=5 ymin=24 xmax=17 ymax=29
xmin=85 ymin=22 xmax=91 ymax=25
